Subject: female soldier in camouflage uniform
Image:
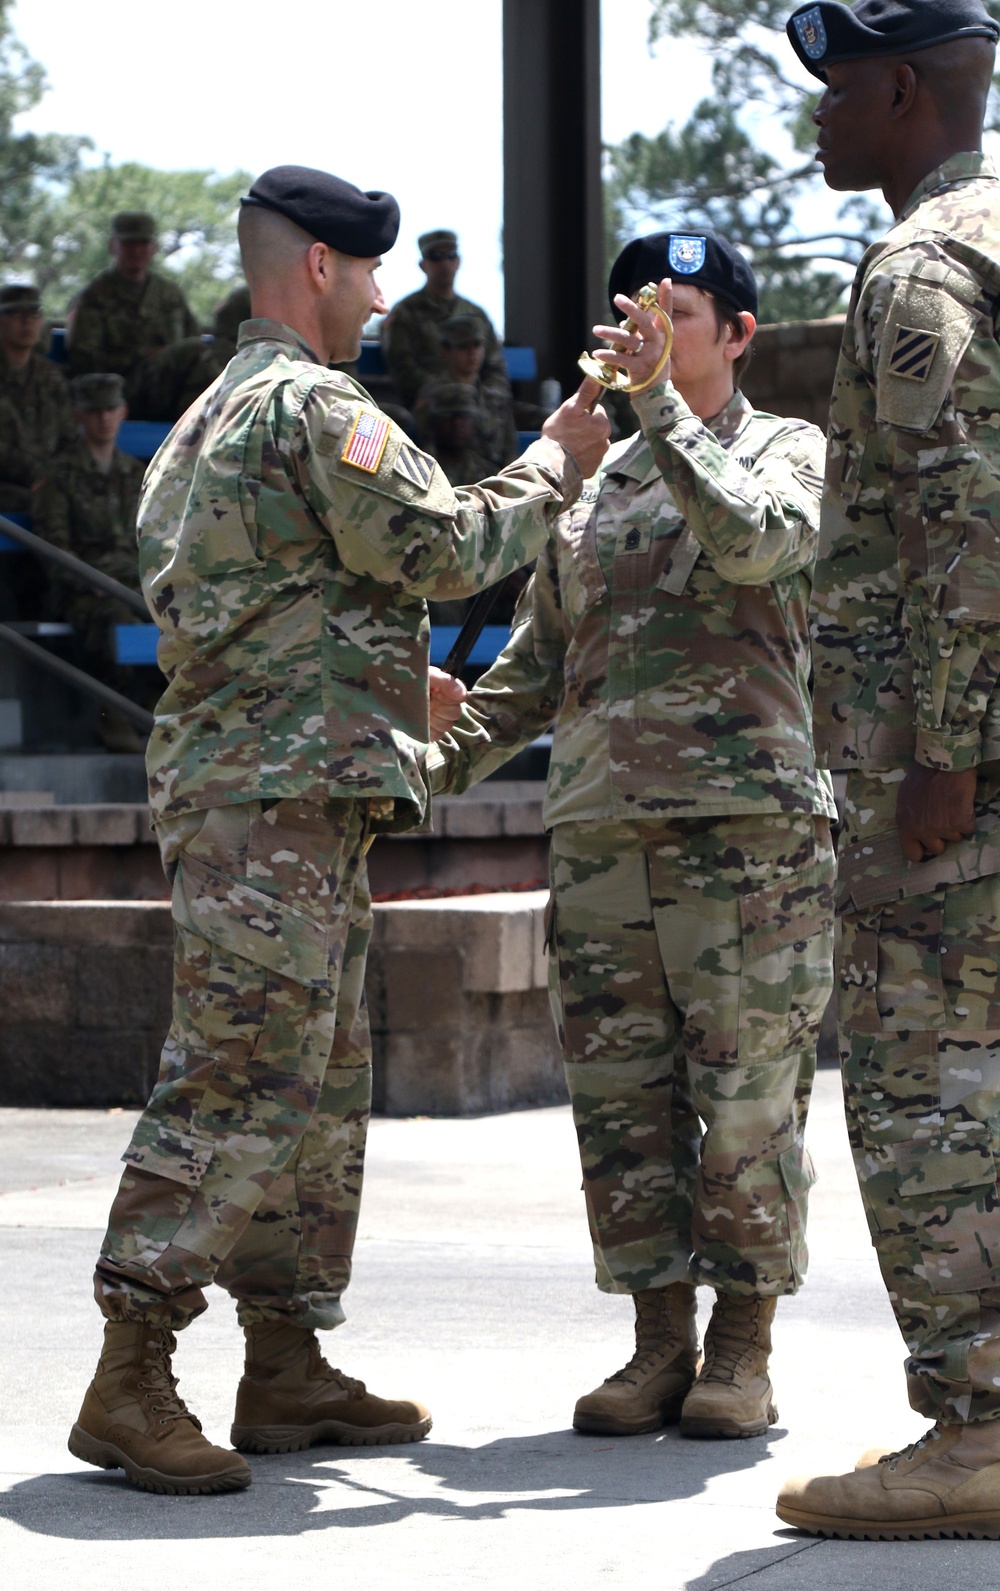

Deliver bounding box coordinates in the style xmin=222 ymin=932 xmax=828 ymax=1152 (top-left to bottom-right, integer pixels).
xmin=430 ymin=232 xmax=836 ymax=1439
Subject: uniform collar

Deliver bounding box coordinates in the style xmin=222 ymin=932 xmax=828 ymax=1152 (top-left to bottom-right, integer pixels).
xmin=607 ymin=387 xmax=753 ymax=485
xmin=236 ymin=318 xmax=322 ymax=365
xmin=897 ymin=152 xmax=998 ymax=224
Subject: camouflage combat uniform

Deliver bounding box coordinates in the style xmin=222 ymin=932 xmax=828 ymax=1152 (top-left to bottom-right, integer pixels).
xmin=94 ymin=317 xmax=581 ymax=1330
xmin=0 ymin=348 xmax=74 ymax=512
xmin=430 ymin=383 xmax=836 ymax=1299
xmin=133 ymin=286 xmax=250 ymax=422
xmin=812 ymin=152 xmax=1000 ymax=1423
xmin=383 ymin=287 xmax=507 ymax=409
xmin=68 ymin=269 xmax=198 ymax=410
xmin=416 ymin=375 xmax=518 ymax=472
xmin=32 ymin=441 xmax=144 ymax=680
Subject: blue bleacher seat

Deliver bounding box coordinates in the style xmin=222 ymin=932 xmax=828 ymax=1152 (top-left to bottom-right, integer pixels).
xmin=356 ymin=341 xmax=386 ymax=377
xmin=0 ymin=511 xmax=32 ymax=551
xmin=503 ymin=347 xmax=537 ymax=383
xmin=118 ymin=421 xmax=172 ymax=461
xmin=516 ymin=430 xmax=542 ymax=453
xmin=429 ymin=624 xmax=510 ymax=668
xmin=115 ymin=624 xmax=159 ymax=665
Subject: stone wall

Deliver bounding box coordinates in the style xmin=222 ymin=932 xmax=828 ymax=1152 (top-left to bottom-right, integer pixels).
xmin=0 ymin=893 xmax=565 ymax=1116
xmin=742 ymin=316 xmax=844 ymax=430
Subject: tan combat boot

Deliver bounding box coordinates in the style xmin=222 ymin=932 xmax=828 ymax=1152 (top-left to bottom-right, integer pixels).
xmin=573 ymin=1284 xmax=699 ymax=1435
xmin=679 ymin=1292 xmax=777 ymax=1438
xmin=230 ymin=1321 xmax=432 ymax=1453
xmin=777 ymin=1421 xmax=1000 ymax=1538
xmin=68 ymin=1321 xmax=251 ymax=1494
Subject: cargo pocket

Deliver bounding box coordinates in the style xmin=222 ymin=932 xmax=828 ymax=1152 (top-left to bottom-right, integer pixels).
xmin=779 ymin=1138 xmax=817 ymax=1288
xmin=874 ymin=892 xmax=947 ymax=1031
xmin=115 ymin=1120 xmax=217 ymax=1269
xmin=738 ymin=865 xmax=835 ymax=1064
xmin=892 ymin=1124 xmax=1000 ymax=1293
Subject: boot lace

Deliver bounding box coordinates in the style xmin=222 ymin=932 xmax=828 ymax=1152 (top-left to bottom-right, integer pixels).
xmin=136 ymin=1335 xmax=200 ymax=1429
xmin=309 ymin=1340 xmax=366 ymax=1400
xmin=700 ymin=1299 xmax=765 ymax=1386
xmin=607 ymin=1295 xmax=683 ymax=1386
xmin=882 ymin=1424 xmax=943 ymax=1469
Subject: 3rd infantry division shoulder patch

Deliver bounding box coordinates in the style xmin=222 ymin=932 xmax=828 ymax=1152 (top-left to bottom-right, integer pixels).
xmin=887 ymin=325 xmax=941 ymax=383
xmin=394 ymin=443 xmax=435 ymax=490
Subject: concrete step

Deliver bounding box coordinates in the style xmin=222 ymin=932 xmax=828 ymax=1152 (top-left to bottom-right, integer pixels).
xmin=0 ymin=752 xmax=146 ymax=804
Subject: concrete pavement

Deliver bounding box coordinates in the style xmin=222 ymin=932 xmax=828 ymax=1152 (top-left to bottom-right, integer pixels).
xmin=1 ymin=1070 xmax=996 ymax=1590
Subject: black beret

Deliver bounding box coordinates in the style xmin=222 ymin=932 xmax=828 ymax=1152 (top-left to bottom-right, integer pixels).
xmin=787 ymin=0 xmax=999 ymax=78
xmin=241 ymin=165 xmax=400 ymax=257
xmin=608 ymin=230 xmax=758 ymax=320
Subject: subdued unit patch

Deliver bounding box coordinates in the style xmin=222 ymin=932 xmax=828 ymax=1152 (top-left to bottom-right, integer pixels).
xmin=887 ymin=325 xmax=941 ymax=383
xmin=394 ymin=443 xmax=435 ymax=491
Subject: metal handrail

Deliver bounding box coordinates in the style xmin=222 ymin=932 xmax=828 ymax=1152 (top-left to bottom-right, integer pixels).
xmin=0 ymin=622 xmax=154 ymax=731
xmin=0 ymin=511 xmax=149 ymax=619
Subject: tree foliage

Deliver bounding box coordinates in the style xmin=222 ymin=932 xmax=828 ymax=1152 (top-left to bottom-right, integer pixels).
xmin=607 ymin=0 xmax=1000 ymax=321
xmin=0 ymin=1 xmax=248 ymax=324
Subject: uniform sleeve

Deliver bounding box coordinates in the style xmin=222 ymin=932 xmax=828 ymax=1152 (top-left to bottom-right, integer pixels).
xmin=863 ymin=253 xmax=1000 ymax=772
xmin=630 ymin=383 xmax=824 ymax=584
xmin=382 ymin=303 xmax=426 ymax=408
xmin=427 ymin=539 xmax=567 ymax=794
xmin=31 ymin=472 xmax=72 ymax=553
xmin=66 ymin=290 xmax=106 ymax=379
xmin=296 ymin=383 xmax=582 ymax=603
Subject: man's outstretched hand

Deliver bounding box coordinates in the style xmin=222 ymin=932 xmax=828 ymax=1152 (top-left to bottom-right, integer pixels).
xmin=896 ymin=763 xmax=977 ymax=862
xmin=428 ymin=665 xmax=467 ymax=740
xmin=542 ymin=379 xmax=611 ymax=480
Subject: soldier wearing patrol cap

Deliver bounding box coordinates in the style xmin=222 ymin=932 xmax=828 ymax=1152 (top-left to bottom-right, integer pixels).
xmin=66 ymin=163 xmax=609 ymax=1496
xmin=774 ymin=0 xmax=1000 ymax=1542
xmin=32 ymin=372 xmax=148 ymax=751
xmin=68 ymin=211 xmax=198 ymax=411
xmin=429 ymin=228 xmax=836 ymax=1442
xmin=415 ymin=313 xmax=519 ymax=472
xmin=383 ymin=226 xmax=510 ymax=408
xmin=0 ymin=282 xmax=74 ymax=514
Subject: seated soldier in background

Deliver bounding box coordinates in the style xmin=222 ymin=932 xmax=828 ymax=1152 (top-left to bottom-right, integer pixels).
xmin=135 ymin=284 xmax=251 ymax=421
xmin=0 ymin=283 xmax=74 ymax=513
xmin=415 ymin=314 xmax=516 ymax=471
xmin=68 ymin=212 xmax=198 ymax=413
xmin=32 ymin=373 xmax=148 ymax=752
xmin=424 ymin=382 xmax=495 ymax=487
xmin=383 ymin=229 xmax=508 ymax=407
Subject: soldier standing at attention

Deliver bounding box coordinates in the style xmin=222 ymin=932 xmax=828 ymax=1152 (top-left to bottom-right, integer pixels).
xmin=67 ymin=164 xmax=609 ymax=1496
xmin=775 ymin=0 xmax=1000 ymax=1541
xmin=32 ymin=373 xmax=147 ymax=753
xmin=0 ymin=283 xmax=74 ymax=513
xmin=429 ymin=231 xmax=835 ymax=1441
xmin=383 ymin=228 xmax=509 ymax=408
xmin=68 ymin=212 xmax=198 ymax=409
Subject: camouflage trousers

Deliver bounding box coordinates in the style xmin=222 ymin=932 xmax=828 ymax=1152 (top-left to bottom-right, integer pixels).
xmin=547 ymin=813 xmax=835 ymax=1298
xmin=95 ymin=798 xmax=373 ymax=1332
xmin=839 ymin=770 xmax=1000 ymax=1422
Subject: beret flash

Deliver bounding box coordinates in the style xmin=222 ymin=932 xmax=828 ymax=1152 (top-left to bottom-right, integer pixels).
xmin=787 ymin=0 xmax=999 ymax=79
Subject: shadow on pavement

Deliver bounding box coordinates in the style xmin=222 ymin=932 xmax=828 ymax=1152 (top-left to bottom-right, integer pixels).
xmin=682 ymin=1541 xmax=821 ymax=1589
xmin=1 ymin=1424 xmax=784 ymax=1540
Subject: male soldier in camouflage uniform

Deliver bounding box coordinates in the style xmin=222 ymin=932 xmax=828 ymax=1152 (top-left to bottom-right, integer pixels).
xmin=67 ymin=164 xmax=609 ymax=1496
xmin=422 ymin=380 xmax=496 ymax=487
xmin=0 ymin=283 xmax=74 ymax=513
xmin=775 ymin=0 xmax=1000 ymax=1541
xmin=134 ymin=285 xmax=251 ymax=421
xmin=68 ymin=212 xmax=198 ymax=411
xmin=416 ymin=313 xmax=518 ymax=471
xmin=430 ymin=231 xmax=835 ymax=1440
xmin=32 ymin=373 xmax=147 ymax=752
xmin=383 ymin=228 xmax=508 ymax=408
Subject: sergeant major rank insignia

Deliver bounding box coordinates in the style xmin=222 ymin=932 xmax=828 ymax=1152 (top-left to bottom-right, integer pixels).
xmin=793 ymin=6 xmax=828 ymax=59
xmin=394 ymin=442 xmax=436 ymax=490
xmin=341 ymin=410 xmax=391 ymax=472
xmin=887 ymin=325 xmax=940 ymax=383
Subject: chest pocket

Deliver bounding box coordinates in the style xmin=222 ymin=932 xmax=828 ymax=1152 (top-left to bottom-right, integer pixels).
xmin=654 ymin=524 xmax=739 ymax=618
xmin=555 ymin=497 xmax=608 ymax=626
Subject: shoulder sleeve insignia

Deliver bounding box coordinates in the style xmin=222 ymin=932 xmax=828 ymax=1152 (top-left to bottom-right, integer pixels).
xmin=341 ymin=410 xmax=391 ymax=473
xmin=393 ymin=442 xmax=436 ymax=490
xmin=886 ymin=325 xmax=941 ymax=383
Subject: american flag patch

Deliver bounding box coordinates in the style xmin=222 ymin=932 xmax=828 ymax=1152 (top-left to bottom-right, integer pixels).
xmin=887 ymin=325 xmax=940 ymax=383
xmin=341 ymin=410 xmax=390 ymax=472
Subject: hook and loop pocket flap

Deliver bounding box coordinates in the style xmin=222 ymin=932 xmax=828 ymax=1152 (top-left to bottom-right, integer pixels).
xmin=122 ymin=1120 xmax=216 ymax=1187
xmin=893 ymin=1123 xmax=996 ymax=1198
xmin=739 ymin=863 xmax=834 ymax=961
xmin=838 ymin=815 xmax=1000 ymax=913
xmin=172 ymin=850 xmax=331 ymax=988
